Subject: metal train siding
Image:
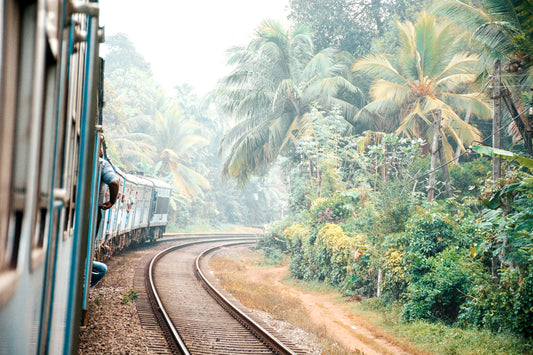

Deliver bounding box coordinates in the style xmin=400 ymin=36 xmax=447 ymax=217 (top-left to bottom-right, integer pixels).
xmin=94 ymin=169 xmax=172 ymax=261
xmin=0 ymin=1 xmax=171 ymax=354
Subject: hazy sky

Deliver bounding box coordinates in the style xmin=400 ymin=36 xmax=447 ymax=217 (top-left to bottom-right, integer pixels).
xmin=100 ymin=0 xmax=289 ymax=95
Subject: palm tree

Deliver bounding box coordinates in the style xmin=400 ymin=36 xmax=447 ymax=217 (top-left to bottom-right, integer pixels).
xmin=103 ymin=66 xmax=169 ymax=172
xmin=434 ymin=0 xmax=533 ymax=153
xmin=216 ymin=20 xmax=360 ymax=186
xmin=352 ymin=13 xmax=492 ymax=201
xmin=434 ymin=0 xmax=533 ymax=62
xmin=151 ymin=105 xmax=211 ymax=200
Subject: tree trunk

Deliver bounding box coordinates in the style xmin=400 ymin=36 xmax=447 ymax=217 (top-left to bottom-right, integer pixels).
xmin=492 ymin=59 xmax=502 ymax=181
xmin=377 ymin=268 xmax=382 ymax=298
xmin=427 ymin=111 xmax=442 ymax=202
xmin=439 ymin=140 xmax=453 ymax=198
xmin=454 ymin=111 xmax=471 ymax=163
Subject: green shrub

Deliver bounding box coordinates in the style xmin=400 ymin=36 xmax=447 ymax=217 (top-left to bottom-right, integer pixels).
xmin=514 ymin=268 xmax=533 ymax=337
xmin=309 ymin=192 xmax=357 ymax=225
xmin=403 ymin=248 xmax=473 ymax=323
xmin=450 ymin=157 xmax=491 ymax=196
xmin=405 ymin=209 xmax=457 ymax=258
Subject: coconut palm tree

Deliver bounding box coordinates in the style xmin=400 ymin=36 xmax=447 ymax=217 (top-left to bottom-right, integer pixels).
xmin=150 ymin=105 xmax=211 ymax=200
xmin=216 ymin=20 xmax=361 ymax=186
xmin=434 ymin=0 xmax=533 ymax=153
xmin=434 ymin=0 xmax=533 ymax=62
xmin=352 ymin=13 xmax=492 ymax=201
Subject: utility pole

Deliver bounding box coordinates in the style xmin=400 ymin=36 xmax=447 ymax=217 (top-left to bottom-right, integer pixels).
xmin=492 ymin=59 xmax=502 ymax=181
xmin=428 ymin=111 xmax=442 ymax=203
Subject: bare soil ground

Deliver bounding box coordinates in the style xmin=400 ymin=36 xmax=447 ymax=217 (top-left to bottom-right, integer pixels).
xmin=246 ymin=266 xmax=414 ymax=354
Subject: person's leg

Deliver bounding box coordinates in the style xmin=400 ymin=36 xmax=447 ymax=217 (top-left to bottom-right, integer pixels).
xmin=90 ymin=261 xmax=107 ymax=287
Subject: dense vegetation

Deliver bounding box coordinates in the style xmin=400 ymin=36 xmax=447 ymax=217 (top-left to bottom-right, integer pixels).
xmin=244 ymin=0 xmax=532 ymax=344
xmin=104 ymin=0 xmax=533 ymax=348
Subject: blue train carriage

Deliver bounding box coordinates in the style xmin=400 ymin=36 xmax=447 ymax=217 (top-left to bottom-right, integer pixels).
xmin=144 ymin=177 xmax=172 ymax=241
xmin=94 ymin=169 xmax=154 ymax=257
xmin=0 ymin=0 xmax=104 ymax=354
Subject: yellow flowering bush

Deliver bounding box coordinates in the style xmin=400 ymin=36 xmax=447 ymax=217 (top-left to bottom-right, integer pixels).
xmin=283 ymin=223 xmax=311 ymax=249
xmin=316 ymin=223 xmax=357 ymax=264
xmin=383 ymin=250 xmax=405 ymax=284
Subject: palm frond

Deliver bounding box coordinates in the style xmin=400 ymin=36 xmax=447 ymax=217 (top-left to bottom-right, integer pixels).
xmin=370 ymin=79 xmax=412 ymax=104
xmin=473 ymin=21 xmax=518 ymax=55
xmin=441 ymin=92 xmax=493 ymax=119
xmin=435 ymin=73 xmax=478 ymax=89
xmin=357 ymin=99 xmax=400 ymax=117
xmin=435 ymin=52 xmax=480 ymax=81
xmin=352 ymin=54 xmax=408 ymax=84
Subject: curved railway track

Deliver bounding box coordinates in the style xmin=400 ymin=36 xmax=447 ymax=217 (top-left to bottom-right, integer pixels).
xmin=136 ymin=235 xmax=304 ymax=354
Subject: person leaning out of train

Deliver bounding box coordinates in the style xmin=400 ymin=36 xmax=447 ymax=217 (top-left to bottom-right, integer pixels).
xmin=98 ymin=144 xmax=119 ymax=211
xmin=91 ymin=144 xmax=120 ymax=287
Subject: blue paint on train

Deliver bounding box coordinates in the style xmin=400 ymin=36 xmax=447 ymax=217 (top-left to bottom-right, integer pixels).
xmin=0 ymin=1 xmax=171 ymax=354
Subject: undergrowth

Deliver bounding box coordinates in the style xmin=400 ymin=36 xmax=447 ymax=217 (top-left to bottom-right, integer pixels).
xmin=351 ymin=298 xmax=533 ymax=355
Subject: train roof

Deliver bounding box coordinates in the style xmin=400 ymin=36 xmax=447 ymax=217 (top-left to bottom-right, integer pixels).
xmin=124 ymin=173 xmax=153 ymax=187
xmin=142 ymin=176 xmax=172 ymax=190
xmin=107 ymin=162 xmax=171 ymax=190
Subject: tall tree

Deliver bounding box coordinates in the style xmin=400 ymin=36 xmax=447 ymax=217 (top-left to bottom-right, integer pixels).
xmin=352 ymin=13 xmax=492 ymax=201
xmin=288 ymin=0 xmax=431 ymax=56
xmin=217 ymin=20 xmax=360 ymax=185
xmin=104 ymin=33 xmax=152 ymax=75
xmin=150 ymin=105 xmax=211 ymax=200
xmin=434 ymin=0 xmax=533 ymax=153
xmin=103 ymin=33 xmax=167 ymax=170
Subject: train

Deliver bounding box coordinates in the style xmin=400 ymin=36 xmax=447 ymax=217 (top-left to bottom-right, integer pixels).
xmin=0 ymin=1 xmax=171 ymax=354
xmin=95 ymin=158 xmax=172 ymax=261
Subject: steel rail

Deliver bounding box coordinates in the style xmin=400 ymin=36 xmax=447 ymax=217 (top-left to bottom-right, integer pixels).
xmin=145 ymin=237 xmax=258 ymax=354
xmin=195 ymin=244 xmax=298 ymax=355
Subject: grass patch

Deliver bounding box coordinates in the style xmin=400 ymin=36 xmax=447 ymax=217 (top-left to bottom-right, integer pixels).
xmin=122 ymin=289 xmax=138 ymax=304
xmin=283 ymin=277 xmax=340 ymax=294
xmin=350 ymin=298 xmax=533 ymax=355
xmin=94 ymin=296 xmax=103 ymax=306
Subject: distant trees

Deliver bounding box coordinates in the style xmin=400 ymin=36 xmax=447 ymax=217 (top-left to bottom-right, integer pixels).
xmin=288 ymin=0 xmax=432 ymax=56
xmin=103 ymin=34 xmax=284 ymax=228
xmin=103 ymin=34 xmax=211 ymax=204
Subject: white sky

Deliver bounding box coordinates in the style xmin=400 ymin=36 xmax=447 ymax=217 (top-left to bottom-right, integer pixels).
xmin=100 ymin=0 xmax=289 ymax=95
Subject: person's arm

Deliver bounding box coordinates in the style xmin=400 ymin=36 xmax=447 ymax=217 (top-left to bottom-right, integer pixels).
xmin=101 ymin=180 xmax=119 ymax=210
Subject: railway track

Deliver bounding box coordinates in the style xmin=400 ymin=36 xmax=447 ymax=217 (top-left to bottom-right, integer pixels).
xmin=136 ymin=235 xmax=305 ymax=354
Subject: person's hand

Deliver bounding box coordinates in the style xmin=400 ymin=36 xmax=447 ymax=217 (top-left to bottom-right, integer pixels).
xmin=101 ymin=201 xmax=114 ymax=210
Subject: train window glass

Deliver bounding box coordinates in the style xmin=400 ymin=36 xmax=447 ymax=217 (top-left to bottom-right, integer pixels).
xmin=63 ymin=205 xmax=70 ymax=239
xmin=69 ymin=183 xmax=77 ymax=234
xmin=8 ymin=211 xmax=23 ymax=269
xmin=34 ymin=208 xmax=47 ymax=249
